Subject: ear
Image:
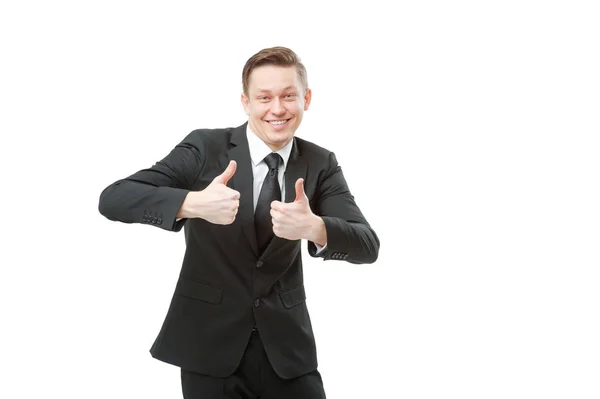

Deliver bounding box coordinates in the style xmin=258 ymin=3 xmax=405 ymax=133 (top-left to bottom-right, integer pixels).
xmin=241 ymin=93 xmax=250 ymax=114
xmin=303 ymin=88 xmax=312 ymax=111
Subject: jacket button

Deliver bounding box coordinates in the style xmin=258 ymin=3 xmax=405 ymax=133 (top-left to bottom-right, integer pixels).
xmin=256 ymin=260 xmax=263 ymax=268
xmin=254 ymin=298 xmax=260 ymax=307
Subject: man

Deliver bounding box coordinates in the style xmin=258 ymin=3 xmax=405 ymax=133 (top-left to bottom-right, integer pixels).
xmin=98 ymin=46 xmax=380 ymax=399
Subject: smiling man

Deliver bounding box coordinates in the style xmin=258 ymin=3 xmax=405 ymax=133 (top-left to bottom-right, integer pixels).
xmin=98 ymin=46 xmax=380 ymax=399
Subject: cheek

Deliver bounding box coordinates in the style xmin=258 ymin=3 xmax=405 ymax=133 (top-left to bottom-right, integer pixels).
xmin=292 ymin=108 xmax=304 ymax=120
xmin=287 ymin=103 xmax=303 ymax=116
xmin=250 ymin=108 xmax=268 ymax=120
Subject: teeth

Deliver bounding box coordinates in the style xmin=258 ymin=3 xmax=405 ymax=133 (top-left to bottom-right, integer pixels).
xmin=269 ymin=120 xmax=287 ymax=125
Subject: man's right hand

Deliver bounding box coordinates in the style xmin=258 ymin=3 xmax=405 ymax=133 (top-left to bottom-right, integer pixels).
xmin=177 ymin=160 xmax=240 ymax=224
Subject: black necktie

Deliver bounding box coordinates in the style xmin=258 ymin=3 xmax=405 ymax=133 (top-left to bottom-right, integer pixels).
xmin=255 ymin=153 xmax=282 ymax=254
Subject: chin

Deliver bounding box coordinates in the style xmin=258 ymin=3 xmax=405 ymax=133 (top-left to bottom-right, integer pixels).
xmin=269 ymin=133 xmax=291 ymax=143
xmin=266 ymin=133 xmax=292 ymax=146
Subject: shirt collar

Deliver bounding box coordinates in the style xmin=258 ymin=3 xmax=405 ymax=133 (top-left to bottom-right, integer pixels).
xmin=246 ymin=124 xmax=294 ymax=169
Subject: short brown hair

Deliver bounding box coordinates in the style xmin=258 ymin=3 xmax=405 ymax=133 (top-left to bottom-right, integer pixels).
xmin=242 ymin=46 xmax=308 ymax=96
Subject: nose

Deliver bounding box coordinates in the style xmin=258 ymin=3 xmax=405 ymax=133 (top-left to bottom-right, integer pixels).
xmin=271 ymin=98 xmax=285 ymax=115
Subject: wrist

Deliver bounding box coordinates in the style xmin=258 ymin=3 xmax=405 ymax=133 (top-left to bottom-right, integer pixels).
xmin=178 ymin=191 xmax=203 ymax=219
xmin=307 ymin=215 xmax=327 ymax=246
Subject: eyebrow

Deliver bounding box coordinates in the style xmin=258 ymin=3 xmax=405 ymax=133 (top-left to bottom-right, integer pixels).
xmin=256 ymin=86 xmax=297 ymax=94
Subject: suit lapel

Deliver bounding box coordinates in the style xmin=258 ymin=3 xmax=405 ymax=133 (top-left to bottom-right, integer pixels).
xmin=283 ymin=138 xmax=306 ymax=204
xmin=228 ymin=123 xmax=259 ymax=257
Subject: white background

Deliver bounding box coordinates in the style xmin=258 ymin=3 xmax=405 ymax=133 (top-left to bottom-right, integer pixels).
xmin=1 ymin=1 xmax=599 ymax=398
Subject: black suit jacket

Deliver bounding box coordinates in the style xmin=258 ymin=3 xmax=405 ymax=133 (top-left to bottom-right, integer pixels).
xmin=98 ymin=122 xmax=379 ymax=379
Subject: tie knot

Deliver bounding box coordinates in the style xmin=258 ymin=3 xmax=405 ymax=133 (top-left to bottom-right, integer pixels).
xmin=263 ymin=153 xmax=282 ymax=170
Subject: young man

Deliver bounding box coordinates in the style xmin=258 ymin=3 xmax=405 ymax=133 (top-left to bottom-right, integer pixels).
xmin=99 ymin=46 xmax=380 ymax=399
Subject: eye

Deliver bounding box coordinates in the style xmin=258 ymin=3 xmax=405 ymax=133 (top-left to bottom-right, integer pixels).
xmin=285 ymin=93 xmax=297 ymax=99
xmin=258 ymin=96 xmax=270 ymax=101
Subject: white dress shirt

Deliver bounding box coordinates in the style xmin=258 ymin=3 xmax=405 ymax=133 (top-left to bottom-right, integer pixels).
xmin=246 ymin=125 xmax=327 ymax=253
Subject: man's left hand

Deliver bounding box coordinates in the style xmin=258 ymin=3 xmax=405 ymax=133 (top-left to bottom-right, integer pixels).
xmin=270 ymin=178 xmax=320 ymax=241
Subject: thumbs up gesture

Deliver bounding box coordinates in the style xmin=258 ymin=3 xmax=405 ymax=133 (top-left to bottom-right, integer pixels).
xmin=178 ymin=160 xmax=241 ymax=224
xmin=270 ymin=178 xmax=321 ymax=241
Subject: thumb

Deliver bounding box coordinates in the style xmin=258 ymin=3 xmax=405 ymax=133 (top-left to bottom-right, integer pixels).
xmin=294 ymin=178 xmax=307 ymax=202
xmin=213 ymin=160 xmax=237 ymax=185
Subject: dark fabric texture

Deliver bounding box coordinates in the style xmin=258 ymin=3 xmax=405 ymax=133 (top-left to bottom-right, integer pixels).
xmin=181 ymin=331 xmax=326 ymax=399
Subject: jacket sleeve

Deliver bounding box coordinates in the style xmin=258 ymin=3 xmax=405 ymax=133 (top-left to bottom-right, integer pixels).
xmin=98 ymin=135 xmax=204 ymax=232
xmin=307 ymin=152 xmax=380 ymax=264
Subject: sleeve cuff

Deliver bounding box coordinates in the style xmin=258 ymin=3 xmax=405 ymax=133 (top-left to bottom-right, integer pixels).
xmin=314 ymin=243 xmax=328 ymax=254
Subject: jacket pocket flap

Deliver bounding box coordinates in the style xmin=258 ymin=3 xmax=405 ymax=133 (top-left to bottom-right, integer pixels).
xmin=279 ymin=285 xmax=306 ymax=308
xmin=177 ymin=278 xmax=223 ymax=304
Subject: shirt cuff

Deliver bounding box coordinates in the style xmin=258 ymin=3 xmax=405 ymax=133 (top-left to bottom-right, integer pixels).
xmin=314 ymin=243 xmax=328 ymax=254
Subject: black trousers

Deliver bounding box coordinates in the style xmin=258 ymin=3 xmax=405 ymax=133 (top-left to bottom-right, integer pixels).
xmin=181 ymin=329 xmax=327 ymax=399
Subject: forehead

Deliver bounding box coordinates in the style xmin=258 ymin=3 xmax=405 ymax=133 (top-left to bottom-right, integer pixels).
xmin=248 ymin=65 xmax=302 ymax=93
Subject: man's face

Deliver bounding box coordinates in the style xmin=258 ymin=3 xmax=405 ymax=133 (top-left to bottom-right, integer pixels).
xmin=241 ymin=65 xmax=311 ymax=151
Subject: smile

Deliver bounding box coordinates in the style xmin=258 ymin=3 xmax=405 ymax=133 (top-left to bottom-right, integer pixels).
xmin=266 ymin=119 xmax=291 ymax=126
